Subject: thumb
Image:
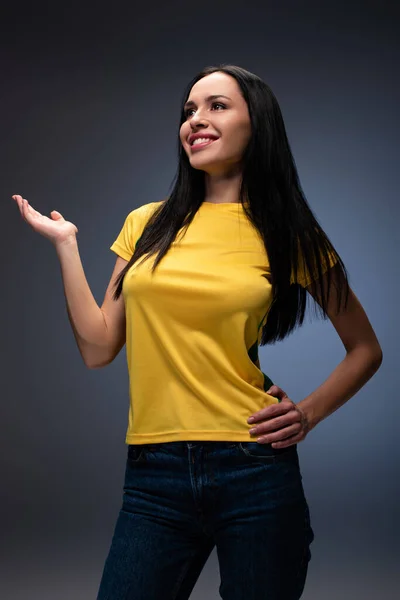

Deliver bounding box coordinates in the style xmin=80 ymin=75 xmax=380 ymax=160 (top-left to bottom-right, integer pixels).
xmin=266 ymin=384 xmax=289 ymax=399
xmin=50 ymin=210 xmax=64 ymax=220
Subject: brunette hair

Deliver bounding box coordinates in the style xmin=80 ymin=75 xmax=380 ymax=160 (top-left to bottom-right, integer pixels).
xmin=113 ymin=64 xmax=349 ymax=344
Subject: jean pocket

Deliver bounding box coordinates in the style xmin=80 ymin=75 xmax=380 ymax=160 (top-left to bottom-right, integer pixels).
xmin=238 ymin=441 xmax=297 ymax=463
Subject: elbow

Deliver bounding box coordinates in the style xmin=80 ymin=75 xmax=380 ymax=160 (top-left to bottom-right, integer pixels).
xmin=362 ymin=343 xmax=383 ymax=375
xmin=85 ymin=358 xmax=112 ymax=370
xmin=83 ymin=357 xmax=99 ymax=369
xmin=372 ymin=345 xmax=383 ymax=370
xmin=80 ymin=336 xmax=123 ymax=369
xmin=83 ymin=355 xmax=112 ymax=370
xmin=369 ymin=338 xmax=383 ymax=370
xmin=346 ymin=342 xmax=383 ymax=375
xmin=85 ymin=362 xmax=103 ymax=370
xmin=82 ymin=346 xmax=115 ymax=369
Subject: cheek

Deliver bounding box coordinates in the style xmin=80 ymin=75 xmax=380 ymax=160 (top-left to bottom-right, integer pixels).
xmin=235 ymin=121 xmax=252 ymax=146
xmin=180 ymin=124 xmax=189 ymax=145
xmin=221 ymin=117 xmax=251 ymax=145
xmin=224 ymin=125 xmax=251 ymax=154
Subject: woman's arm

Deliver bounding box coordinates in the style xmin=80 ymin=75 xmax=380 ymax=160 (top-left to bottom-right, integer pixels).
xmin=56 ymin=239 xmax=128 ymax=369
xmin=296 ymin=265 xmax=383 ymax=429
xmin=247 ymin=264 xmax=383 ymax=447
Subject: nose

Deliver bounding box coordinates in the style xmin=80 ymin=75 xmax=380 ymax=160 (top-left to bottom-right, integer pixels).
xmin=189 ymin=121 xmax=210 ymax=138
xmin=189 ymin=109 xmax=209 ymax=130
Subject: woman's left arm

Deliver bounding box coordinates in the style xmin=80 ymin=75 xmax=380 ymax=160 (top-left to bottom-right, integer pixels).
xmin=247 ymin=265 xmax=383 ymax=447
xmin=296 ymin=266 xmax=383 ymax=429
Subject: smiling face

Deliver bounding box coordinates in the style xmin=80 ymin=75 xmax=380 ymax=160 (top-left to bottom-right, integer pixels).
xmin=179 ymin=72 xmax=252 ymax=177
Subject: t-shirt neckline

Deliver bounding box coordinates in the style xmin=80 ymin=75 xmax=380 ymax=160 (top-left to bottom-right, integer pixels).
xmin=201 ymin=201 xmax=248 ymax=207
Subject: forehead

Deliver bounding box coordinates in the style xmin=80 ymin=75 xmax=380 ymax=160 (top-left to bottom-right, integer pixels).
xmin=187 ymin=72 xmax=240 ymax=101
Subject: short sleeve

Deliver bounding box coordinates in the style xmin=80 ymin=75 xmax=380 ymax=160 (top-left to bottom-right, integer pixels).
xmin=110 ymin=211 xmax=138 ymax=261
xmin=110 ymin=202 xmax=162 ymax=262
xmin=291 ymin=249 xmax=338 ymax=287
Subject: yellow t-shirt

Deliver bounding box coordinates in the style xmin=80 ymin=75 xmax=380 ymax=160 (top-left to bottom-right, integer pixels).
xmin=110 ymin=201 xmax=335 ymax=444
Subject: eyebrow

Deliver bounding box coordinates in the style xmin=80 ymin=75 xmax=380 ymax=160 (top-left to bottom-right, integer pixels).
xmin=183 ymin=94 xmax=232 ymax=110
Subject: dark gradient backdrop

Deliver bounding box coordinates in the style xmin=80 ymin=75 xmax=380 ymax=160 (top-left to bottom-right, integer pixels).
xmin=1 ymin=1 xmax=398 ymax=598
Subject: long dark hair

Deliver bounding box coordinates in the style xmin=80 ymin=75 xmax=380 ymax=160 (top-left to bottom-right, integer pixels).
xmin=113 ymin=64 xmax=349 ymax=344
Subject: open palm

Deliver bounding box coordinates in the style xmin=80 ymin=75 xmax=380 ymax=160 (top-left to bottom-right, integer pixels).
xmin=12 ymin=194 xmax=78 ymax=245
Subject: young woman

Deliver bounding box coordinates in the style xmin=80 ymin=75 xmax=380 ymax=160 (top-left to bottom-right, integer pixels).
xmin=12 ymin=64 xmax=382 ymax=600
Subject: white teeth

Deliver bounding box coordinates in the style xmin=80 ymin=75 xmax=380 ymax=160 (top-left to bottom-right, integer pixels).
xmin=192 ymin=137 xmax=216 ymax=146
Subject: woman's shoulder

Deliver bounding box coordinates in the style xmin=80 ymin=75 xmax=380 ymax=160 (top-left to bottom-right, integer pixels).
xmin=125 ymin=199 xmax=165 ymax=221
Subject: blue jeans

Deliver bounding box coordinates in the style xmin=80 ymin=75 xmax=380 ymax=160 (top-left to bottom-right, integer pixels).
xmin=97 ymin=441 xmax=315 ymax=600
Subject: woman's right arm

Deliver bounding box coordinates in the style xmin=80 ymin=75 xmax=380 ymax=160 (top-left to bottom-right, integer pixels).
xmin=56 ymin=238 xmax=127 ymax=369
xmin=13 ymin=194 xmax=127 ymax=369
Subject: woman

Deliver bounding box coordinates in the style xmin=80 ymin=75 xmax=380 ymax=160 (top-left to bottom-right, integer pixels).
xmin=12 ymin=64 xmax=382 ymax=599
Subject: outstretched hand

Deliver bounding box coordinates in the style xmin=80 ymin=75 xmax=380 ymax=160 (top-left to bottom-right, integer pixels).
xmin=12 ymin=194 xmax=78 ymax=246
xmin=247 ymin=384 xmax=311 ymax=449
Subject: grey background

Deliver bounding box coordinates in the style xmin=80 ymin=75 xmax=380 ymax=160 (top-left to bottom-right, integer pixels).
xmin=1 ymin=1 xmax=399 ymax=598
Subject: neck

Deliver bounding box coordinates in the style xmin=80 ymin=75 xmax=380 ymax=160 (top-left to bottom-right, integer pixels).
xmin=203 ymin=169 xmax=243 ymax=204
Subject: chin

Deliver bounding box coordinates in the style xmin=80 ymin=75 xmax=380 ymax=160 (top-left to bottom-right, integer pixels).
xmin=189 ymin=162 xmax=217 ymax=174
xmin=189 ymin=155 xmax=221 ymax=168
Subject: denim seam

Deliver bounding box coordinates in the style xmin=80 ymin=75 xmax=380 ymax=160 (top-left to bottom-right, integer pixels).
xmin=171 ymin=552 xmax=198 ymax=600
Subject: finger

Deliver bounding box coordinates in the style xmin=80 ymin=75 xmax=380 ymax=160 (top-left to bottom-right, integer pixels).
xmin=249 ymin=410 xmax=300 ymax=435
xmin=22 ymin=198 xmax=32 ymax=220
xmin=19 ymin=197 xmax=31 ymax=220
xmin=26 ymin=203 xmax=38 ymax=219
xmin=23 ymin=198 xmax=41 ymax=217
xmin=271 ymin=430 xmax=305 ymax=449
xmin=257 ymin=424 xmax=302 ymax=445
xmin=256 ymin=423 xmax=301 ymax=444
xmin=22 ymin=198 xmax=39 ymax=224
xmin=248 ymin=398 xmax=294 ymax=423
xmin=12 ymin=195 xmax=24 ymax=217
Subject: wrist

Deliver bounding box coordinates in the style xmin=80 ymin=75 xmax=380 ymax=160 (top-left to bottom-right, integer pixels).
xmin=54 ymin=235 xmax=77 ymax=250
xmin=296 ymin=398 xmax=324 ymax=431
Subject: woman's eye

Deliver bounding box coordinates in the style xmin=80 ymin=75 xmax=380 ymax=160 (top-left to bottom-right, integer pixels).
xmin=184 ymin=102 xmax=226 ymax=118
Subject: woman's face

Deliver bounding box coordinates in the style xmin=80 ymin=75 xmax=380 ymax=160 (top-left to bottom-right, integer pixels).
xmin=179 ymin=72 xmax=252 ymax=176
